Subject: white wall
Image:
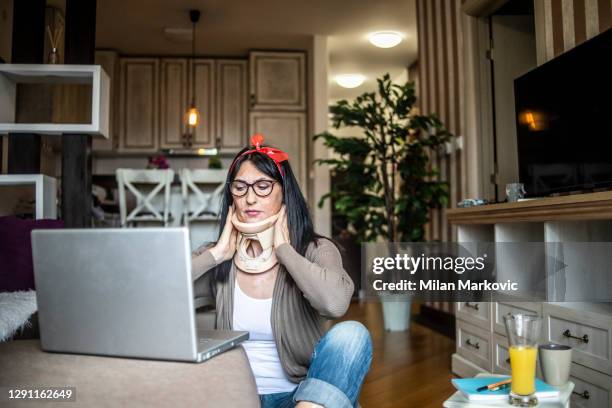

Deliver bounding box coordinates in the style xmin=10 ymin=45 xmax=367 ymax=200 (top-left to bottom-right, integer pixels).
xmin=308 ymin=35 xmax=331 ymax=237
xmin=393 ymin=69 xmax=408 ymax=85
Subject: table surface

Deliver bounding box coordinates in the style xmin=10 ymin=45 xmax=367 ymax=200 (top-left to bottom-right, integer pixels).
xmin=444 ymin=374 xmax=574 ymax=408
xmin=0 ymin=339 xmax=259 ymax=408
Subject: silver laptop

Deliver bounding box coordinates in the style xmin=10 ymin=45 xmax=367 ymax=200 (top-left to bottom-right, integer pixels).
xmin=31 ymin=227 xmax=248 ymax=363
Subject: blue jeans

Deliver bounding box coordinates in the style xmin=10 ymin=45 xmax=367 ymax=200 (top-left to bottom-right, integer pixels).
xmin=259 ymin=321 xmax=372 ymax=408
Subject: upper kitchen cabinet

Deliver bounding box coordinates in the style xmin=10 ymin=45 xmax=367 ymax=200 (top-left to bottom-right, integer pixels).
xmin=249 ymin=52 xmax=306 ymax=111
xmin=216 ymin=60 xmax=247 ymax=151
xmin=159 ymin=58 xmax=188 ymax=149
xmin=93 ymin=50 xmax=119 ymax=151
xmin=188 ymin=59 xmax=216 ymax=148
xmin=104 ymin=52 xmax=303 ymax=154
xmin=118 ymin=58 xmax=159 ymax=152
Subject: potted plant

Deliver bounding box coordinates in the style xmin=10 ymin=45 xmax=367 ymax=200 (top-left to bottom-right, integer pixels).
xmin=146 ymin=155 xmax=170 ymax=170
xmin=208 ymin=153 xmax=222 ymax=169
xmin=314 ymin=73 xmax=453 ymax=331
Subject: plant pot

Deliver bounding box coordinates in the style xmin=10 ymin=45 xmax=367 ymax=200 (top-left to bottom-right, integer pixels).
xmin=380 ymin=293 xmax=412 ymax=331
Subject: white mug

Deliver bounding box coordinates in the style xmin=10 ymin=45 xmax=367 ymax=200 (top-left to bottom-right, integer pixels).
xmin=539 ymin=343 xmax=572 ymax=386
xmin=506 ymin=183 xmax=526 ymax=202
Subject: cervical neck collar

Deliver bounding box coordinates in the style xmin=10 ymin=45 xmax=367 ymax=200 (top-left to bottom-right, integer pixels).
xmin=231 ymin=211 xmax=280 ymax=274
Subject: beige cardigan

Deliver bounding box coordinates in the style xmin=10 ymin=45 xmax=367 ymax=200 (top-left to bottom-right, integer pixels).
xmin=191 ymin=239 xmax=354 ymax=383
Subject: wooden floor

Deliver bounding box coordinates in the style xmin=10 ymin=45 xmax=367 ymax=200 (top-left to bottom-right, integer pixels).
xmin=335 ymin=301 xmax=457 ymax=408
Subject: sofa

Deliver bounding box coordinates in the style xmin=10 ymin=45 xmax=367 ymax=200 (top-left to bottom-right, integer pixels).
xmin=0 ymin=216 xmax=260 ymax=407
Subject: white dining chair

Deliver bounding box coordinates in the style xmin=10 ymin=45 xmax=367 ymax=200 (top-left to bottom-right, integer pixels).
xmin=180 ymin=168 xmax=227 ymax=227
xmin=116 ymin=168 xmax=175 ymax=227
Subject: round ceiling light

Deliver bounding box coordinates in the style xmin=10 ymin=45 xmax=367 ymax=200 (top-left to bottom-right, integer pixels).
xmin=368 ymin=31 xmax=403 ymax=48
xmin=336 ymin=74 xmax=366 ymax=89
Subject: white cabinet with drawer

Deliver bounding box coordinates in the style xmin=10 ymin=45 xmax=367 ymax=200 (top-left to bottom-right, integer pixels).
xmin=493 ymin=302 xmax=542 ymax=335
xmin=450 ymin=201 xmax=612 ymax=398
xmin=570 ymin=362 xmax=612 ymax=407
xmin=543 ymin=303 xmax=612 ymax=376
xmin=456 ymin=301 xmax=492 ymax=330
xmin=492 ymin=333 xmax=511 ymax=374
xmin=452 ymin=353 xmax=489 ymax=378
xmin=457 ymin=320 xmax=492 ymax=372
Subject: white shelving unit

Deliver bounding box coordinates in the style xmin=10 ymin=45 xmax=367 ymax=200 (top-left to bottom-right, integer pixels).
xmin=448 ymin=192 xmax=612 ymax=407
xmin=0 ymin=174 xmax=57 ymax=219
xmin=0 ymin=64 xmax=110 ymax=138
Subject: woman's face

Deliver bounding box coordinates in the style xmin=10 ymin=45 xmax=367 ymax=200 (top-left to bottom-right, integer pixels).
xmin=232 ymin=160 xmax=283 ymax=223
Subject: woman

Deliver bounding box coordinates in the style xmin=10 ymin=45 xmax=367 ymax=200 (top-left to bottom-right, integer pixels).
xmin=192 ymin=134 xmax=372 ymax=408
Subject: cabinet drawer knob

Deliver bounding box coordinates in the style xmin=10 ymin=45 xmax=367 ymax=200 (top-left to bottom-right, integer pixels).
xmin=563 ymin=329 xmax=589 ymax=343
xmin=465 ymin=338 xmax=480 ymax=350
xmin=572 ymin=390 xmax=590 ymax=400
xmin=464 ymin=302 xmax=480 ymax=311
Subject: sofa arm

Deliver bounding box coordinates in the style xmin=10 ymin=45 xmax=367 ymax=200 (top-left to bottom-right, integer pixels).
xmin=0 ymin=340 xmax=259 ymax=407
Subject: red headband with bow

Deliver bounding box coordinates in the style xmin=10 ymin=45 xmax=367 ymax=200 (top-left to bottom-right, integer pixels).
xmin=229 ymin=133 xmax=290 ymax=177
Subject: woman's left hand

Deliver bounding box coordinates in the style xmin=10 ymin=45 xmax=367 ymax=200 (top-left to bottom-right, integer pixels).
xmin=273 ymin=205 xmax=290 ymax=249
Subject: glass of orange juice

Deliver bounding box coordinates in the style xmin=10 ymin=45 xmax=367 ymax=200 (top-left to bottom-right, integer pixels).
xmin=503 ymin=313 xmax=542 ymax=407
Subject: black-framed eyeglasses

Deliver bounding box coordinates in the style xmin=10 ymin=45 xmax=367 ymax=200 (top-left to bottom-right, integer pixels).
xmin=228 ymin=179 xmax=277 ymax=197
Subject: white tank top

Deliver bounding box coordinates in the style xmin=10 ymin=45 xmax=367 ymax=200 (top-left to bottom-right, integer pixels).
xmin=232 ymin=279 xmax=296 ymax=394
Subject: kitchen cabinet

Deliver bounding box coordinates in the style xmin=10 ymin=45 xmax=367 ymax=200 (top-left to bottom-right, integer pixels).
xmin=106 ymin=51 xmax=305 ymax=154
xmin=216 ymin=60 xmax=247 ymax=151
xmin=159 ymin=58 xmax=188 ymax=149
xmin=118 ymin=58 xmax=159 ymax=152
xmin=188 ymin=59 xmax=216 ymax=148
xmin=249 ymin=111 xmax=307 ymax=195
xmin=249 ymin=51 xmax=305 ymax=111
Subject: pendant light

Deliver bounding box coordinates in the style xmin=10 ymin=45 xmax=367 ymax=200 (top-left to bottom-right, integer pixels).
xmin=186 ymin=9 xmax=201 ymax=129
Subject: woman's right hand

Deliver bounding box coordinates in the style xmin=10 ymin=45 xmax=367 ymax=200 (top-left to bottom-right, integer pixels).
xmin=209 ymin=205 xmax=238 ymax=264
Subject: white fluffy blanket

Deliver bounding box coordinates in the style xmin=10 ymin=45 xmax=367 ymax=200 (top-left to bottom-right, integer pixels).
xmin=0 ymin=290 xmax=37 ymax=342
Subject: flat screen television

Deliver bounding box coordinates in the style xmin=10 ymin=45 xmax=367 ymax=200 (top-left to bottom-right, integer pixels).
xmin=514 ymin=28 xmax=612 ymax=197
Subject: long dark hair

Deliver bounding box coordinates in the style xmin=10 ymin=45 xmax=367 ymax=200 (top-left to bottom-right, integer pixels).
xmin=211 ymin=144 xmax=325 ymax=283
